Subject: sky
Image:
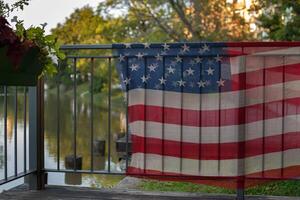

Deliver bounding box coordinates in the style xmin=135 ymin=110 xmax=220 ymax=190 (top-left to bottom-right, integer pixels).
xmin=5 ymin=0 xmax=102 ymax=34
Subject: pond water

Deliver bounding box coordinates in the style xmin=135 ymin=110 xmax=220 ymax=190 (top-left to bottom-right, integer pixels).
xmin=0 ymin=86 xmax=126 ymax=190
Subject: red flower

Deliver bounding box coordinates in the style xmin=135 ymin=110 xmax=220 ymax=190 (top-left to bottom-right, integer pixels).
xmin=0 ymin=16 xmax=37 ymax=71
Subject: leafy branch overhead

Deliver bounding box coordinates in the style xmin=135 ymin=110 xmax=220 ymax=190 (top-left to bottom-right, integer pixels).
xmin=0 ymin=0 xmax=65 ymax=75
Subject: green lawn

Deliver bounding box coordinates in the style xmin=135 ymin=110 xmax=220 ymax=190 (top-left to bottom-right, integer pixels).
xmin=139 ymin=180 xmax=300 ymax=196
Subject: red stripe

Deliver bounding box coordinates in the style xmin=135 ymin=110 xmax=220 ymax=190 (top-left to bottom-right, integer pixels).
xmin=128 ymin=97 xmax=300 ymax=127
xmin=231 ymin=63 xmax=300 ymax=91
xmin=131 ymin=132 xmax=300 ymax=160
xmin=226 ymin=42 xmax=300 ymax=47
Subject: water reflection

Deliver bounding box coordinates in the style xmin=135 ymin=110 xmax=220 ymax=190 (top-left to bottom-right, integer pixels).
xmin=0 ymin=86 xmax=125 ymax=188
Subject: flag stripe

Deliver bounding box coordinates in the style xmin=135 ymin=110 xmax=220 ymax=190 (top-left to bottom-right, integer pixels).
xmin=129 ymin=115 xmax=300 ymax=143
xmin=129 ymin=149 xmax=300 ymax=176
xmin=128 ymin=97 xmax=300 ymax=127
xmin=128 ymin=80 xmax=300 ymax=111
xmin=131 ymin=132 xmax=300 ymax=160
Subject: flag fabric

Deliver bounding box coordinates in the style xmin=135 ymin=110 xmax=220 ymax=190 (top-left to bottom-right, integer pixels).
xmin=113 ymin=42 xmax=300 ymax=189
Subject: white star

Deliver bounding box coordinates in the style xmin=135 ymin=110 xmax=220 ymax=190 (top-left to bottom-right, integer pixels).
xmin=141 ymin=75 xmax=148 ymax=83
xmin=197 ymin=80 xmax=206 ymax=88
xmin=143 ymin=43 xmax=150 ymax=48
xmin=130 ymin=64 xmax=139 ymax=71
xmin=175 ymin=55 xmax=182 ymax=63
xmin=124 ymin=43 xmax=131 ymax=48
xmin=214 ymin=55 xmax=222 ymax=62
xmin=119 ymin=54 xmax=125 ymax=62
xmin=136 ymin=52 xmax=144 ymax=59
xmin=177 ymin=79 xmax=186 ymax=87
xmin=202 ymin=44 xmax=210 ymax=52
xmin=186 ymin=67 xmax=195 ymax=76
xmin=181 ymin=44 xmax=190 ymax=53
xmin=155 ymin=53 xmax=163 ymax=61
xmin=194 ymin=57 xmax=203 ymax=63
xmin=166 ymin=66 xmax=175 ymax=74
xmin=148 ymin=64 xmax=157 ymax=72
xmin=206 ymin=67 xmax=214 ymax=75
xmin=162 ymin=43 xmax=170 ymax=51
xmin=159 ymin=77 xmax=167 ymax=85
xmin=123 ymin=77 xmax=131 ymax=85
xmin=217 ymin=78 xmax=225 ymax=87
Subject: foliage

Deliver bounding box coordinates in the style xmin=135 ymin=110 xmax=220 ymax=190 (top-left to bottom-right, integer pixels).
xmin=0 ymin=0 xmax=29 ymax=17
xmin=0 ymin=0 xmax=65 ymax=75
xmin=254 ymin=0 xmax=300 ymax=41
xmin=97 ymin=0 xmax=253 ymax=42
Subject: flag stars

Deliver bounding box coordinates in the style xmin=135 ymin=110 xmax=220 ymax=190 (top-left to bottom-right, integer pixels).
xmin=123 ymin=77 xmax=131 ymax=85
xmin=177 ymin=79 xmax=186 ymax=87
xmin=166 ymin=66 xmax=175 ymax=74
xmin=194 ymin=57 xmax=203 ymax=63
xmin=148 ymin=64 xmax=157 ymax=72
xmin=181 ymin=44 xmax=190 ymax=53
xmin=124 ymin=43 xmax=131 ymax=48
xmin=214 ymin=55 xmax=222 ymax=62
xmin=202 ymin=44 xmax=210 ymax=52
xmin=143 ymin=43 xmax=150 ymax=48
xmin=197 ymin=80 xmax=206 ymax=88
xmin=175 ymin=55 xmax=183 ymax=63
xmin=159 ymin=77 xmax=167 ymax=85
xmin=217 ymin=78 xmax=225 ymax=87
xmin=206 ymin=67 xmax=215 ymax=75
xmin=162 ymin=43 xmax=170 ymax=51
xmin=119 ymin=54 xmax=125 ymax=62
xmin=186 ymin=67 xmax=195 ymax=76
xmin=136 ymin=52 xmax=144 ymax=59
xmin=155 ymin=53 xmax=163 ymax=61
xmin=130 ymin=64 xmax=139 ymax=71
xmin=141 ymin=75 xmax=149 ymax=83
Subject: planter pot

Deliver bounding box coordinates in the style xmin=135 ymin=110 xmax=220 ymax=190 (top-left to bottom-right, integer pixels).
xmin=0 ymin=46 xmax=43 ymax=86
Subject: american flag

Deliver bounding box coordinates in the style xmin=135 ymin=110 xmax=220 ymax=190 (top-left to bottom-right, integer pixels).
xmin=114 ymin=42 xmax=300 ymax=189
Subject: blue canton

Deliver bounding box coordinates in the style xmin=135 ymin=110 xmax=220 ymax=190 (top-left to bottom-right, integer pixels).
xmin=113 ymin=43 xmax=231 ymax=94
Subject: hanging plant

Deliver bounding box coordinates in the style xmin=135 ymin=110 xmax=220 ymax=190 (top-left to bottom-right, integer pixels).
xmin=0 ymin=15 xmax=65 ymax=86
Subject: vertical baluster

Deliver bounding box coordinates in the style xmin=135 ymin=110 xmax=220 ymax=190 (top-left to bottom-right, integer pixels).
xmin=4 ymin=86 xmax=8 ymax=180
xmin=73 ymin=58 xmax=77 ymax=171
xmin=125 ymin=57 xmax=129 ymax=170
xmin=14 ymin=87 xmax=18 ymax=176
xmin=24 ymin=87 xmax=27 ymax=172
xmin=90 ymin=58 xmax=94 ymax=171
xmin=57 ymin=64 xmax=61 ymax=170
xmin=108 ymin=58 xmax=112 ymax=172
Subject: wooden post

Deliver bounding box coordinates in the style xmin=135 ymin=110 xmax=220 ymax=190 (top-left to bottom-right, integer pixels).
xmin=26 ymin=78 xmax=45 ymax=190
xmin=65 ymin=155 xmax=82 ymax=185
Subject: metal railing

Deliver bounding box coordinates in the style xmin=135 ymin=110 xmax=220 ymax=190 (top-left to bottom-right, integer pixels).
xmin=0 ymin=79 xmax=44 ymax=189
xmin=2 ymin=43 xmax=300 ymax=200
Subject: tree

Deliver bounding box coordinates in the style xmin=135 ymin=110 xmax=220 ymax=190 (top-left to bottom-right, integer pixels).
xmin=97 ymin=0 xmax=254 ymax=42
xmin=254 ymin=0 xmax=300 ymax=41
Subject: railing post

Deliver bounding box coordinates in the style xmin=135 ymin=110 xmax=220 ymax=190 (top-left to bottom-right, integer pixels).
xmin=26 ymin=78 xmax=45 ymax=189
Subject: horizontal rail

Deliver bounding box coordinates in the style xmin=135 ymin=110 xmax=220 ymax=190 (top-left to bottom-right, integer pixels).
xmin=60 ymin=42 xmax=300 ymax=50
xmin=44 ymin=169 xmax=300 ymax=181
xmin=0 ymin=170 xmax=36 ymax=186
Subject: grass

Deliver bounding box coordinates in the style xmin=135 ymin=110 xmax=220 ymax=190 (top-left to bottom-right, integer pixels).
xmin=139 ymin=180 xmax=300 ymax=196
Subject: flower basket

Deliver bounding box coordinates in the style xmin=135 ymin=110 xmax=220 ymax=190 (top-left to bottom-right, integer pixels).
xmin=0 ymin=45 xmax=43 ymax=86
xmin=0 ymin=15 xmax=64 ymax=87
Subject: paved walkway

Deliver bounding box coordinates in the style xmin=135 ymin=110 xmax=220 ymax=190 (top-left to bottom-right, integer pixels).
xmin=0 ymin=185 xmax=300 ymax=200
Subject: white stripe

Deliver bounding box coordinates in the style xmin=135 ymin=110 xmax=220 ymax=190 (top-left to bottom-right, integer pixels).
xmin=129 ymin=115 xmax=300 ymax=143
xmin=128 ymin=81 xmax=300 ymax=110
xmin=230 ymin=48 xmax=300 ymax=75
xmin=130 ymin=149 xmax=300 ymax=176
